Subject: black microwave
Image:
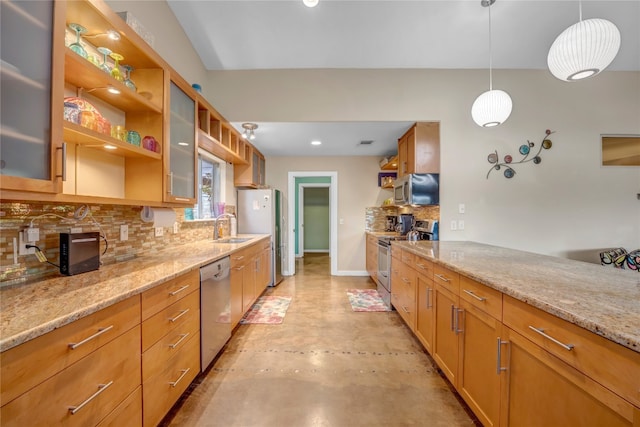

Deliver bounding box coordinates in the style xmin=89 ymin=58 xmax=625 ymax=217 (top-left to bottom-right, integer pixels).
xmin=393 ymin=173 xmax=440 ymax=206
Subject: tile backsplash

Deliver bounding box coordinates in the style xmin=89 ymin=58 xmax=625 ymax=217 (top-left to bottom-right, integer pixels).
xmin=0 ymin=201 xmax=233 ymax=286
xmin=365 ymin=205 xmax=440 ymax=232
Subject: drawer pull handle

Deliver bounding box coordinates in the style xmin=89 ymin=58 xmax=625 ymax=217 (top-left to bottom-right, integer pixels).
xmin=528 ymin=326 xmax=574 ymax=351
xmin=416 ymin=263 xmax=427 ymax=270
xmin=402 ymin=277 xmax=410 ymax=283
xmin=463 ymin=289 xmax=487 ymax=302
xmin=69 ymin=381 xmax=113 ymax=414
xmin=426 ymin=288 xmax=433 ymax=309
xmin=233 ymin=265 xmax=245 ymax=271
xmin=435 ymin=273 xmax=450 ymax=282
xmin=169 ymin=284 xmax=190 ymax=296
xmin=169 ymin=308 xmax=190 ymax=323
xmin=234 ymin=255 xmax=245 ymax=261
xmin=68 ymin=325 xmax=114 ymax=350
xmin=496 ymin=338 xmax=508 ymax=374
xmin=169 ymin=368 xmax=191 ymax=387
xmin=450 ymin=304 xmax=455 ymax=331
xmin=402 ymin=306 xmax=409 ymax=313
xmin=169 ymin=333 xmax=190 ymax=349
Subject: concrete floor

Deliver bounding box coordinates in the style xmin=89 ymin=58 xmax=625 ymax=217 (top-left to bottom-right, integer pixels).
xmin=163 ymin=253 xmax=477 ymax=426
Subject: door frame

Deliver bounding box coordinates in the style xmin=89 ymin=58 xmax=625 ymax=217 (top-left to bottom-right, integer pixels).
xmin=298 ymin=183 xmax=330 ymax=257
xmin=286 ymin=171 xmax=338 ymax=276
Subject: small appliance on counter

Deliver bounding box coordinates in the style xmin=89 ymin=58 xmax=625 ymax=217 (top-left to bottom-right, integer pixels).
xmin=385 ymin=215 xmax=397 ymax=232
xmin=396 ymin=214 xmax=414 ymax=236
xmin=59 ymin=232 xmax=100 ymax=275
xmin=414 ymin=220 xmax=439 ymax=241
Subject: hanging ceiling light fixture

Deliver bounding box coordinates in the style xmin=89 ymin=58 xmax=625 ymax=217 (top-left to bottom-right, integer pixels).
xmin=471 ymin=0 xmax=512 ymax=128
xmin=547 ymin=1 xmax=620 ymax=82
xmin=303 ymin=0 xmax=319 ymax=8
xmin=241 ymin=123 xmax=257 ymax=140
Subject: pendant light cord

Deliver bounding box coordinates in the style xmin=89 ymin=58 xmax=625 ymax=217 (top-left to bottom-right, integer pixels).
xmin=488 ymin=1 xmax=493 ymax=91
xmin=579 ymin=0 xmax=583 ymax=22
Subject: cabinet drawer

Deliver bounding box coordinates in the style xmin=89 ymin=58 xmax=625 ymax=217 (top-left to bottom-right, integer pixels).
xmin=1 ymin=325 xmax=141 ymax=427
xmin=230 ymin=248 xmax=250 ymax=266
xmin=413 ymin=256 xmax=433 ymax=277
xmin=142 ymin=303 xmax=200 ymax=382
xmin=96 ymin=386 xmax=142 ymax=427
xmin=1 ymin=296 xmax=140 ymax=405
xmin=142 ymin=331 xmax=200 ymax=427
xmin=459 ymin=276 xmax=502 ymax=320
xmin=142 ymin=290 xmax=200 ymax=351
xmin=141 ymin=269 xmax=199 ymax=321
xmin=399 ymin=265 xmax=417 ymax=302
xmin=433 ymin=264 xmax=460 ymax=295
xmin=503 ymin=295 xmax=640 ymax=407
xmin=401 ymin=249 xmax=415 ymax=265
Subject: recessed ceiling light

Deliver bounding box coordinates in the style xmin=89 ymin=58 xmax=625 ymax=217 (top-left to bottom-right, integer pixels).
xmin=311 ymin=140 xmax=322 ymax=146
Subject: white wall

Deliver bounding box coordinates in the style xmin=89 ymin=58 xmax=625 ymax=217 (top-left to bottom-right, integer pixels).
xmin=207 ymin=69 xmax=640 ymax=263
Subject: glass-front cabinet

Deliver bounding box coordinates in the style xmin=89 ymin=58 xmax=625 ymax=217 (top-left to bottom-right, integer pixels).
xmin=0 ymin=0 xmax=64 ymax=193
xmin=165 ymin=78 xmax=196 ymax=203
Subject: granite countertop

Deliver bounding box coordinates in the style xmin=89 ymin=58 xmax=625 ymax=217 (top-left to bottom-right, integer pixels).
xmin=392 ymin=241 xmax=640 ymax=354
xmin=0 ymin=234 xmax=270 ymax=352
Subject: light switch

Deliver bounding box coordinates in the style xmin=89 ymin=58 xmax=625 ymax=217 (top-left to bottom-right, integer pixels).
xmin=459 ymin=203 xmax=465 ymax=214
xmin=450 ymin=220 xmax=457 ymax=231
xmin=339 ymin=218 xmax=344 ymax=225
xmin=458 ymin=220 xmax=465 ymax=230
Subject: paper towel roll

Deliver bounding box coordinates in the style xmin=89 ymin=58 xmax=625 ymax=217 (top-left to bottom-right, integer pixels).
xmin=140 ymin=206 xmax=176 ymax=227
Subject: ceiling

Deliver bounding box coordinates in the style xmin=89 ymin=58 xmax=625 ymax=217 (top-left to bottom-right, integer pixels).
xmin=167 ymin=0 xmax=640 ymax=156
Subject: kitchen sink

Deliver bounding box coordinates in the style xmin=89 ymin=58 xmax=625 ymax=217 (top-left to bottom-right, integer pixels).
xmin=214 ymin=237 xmax=251 ymax=244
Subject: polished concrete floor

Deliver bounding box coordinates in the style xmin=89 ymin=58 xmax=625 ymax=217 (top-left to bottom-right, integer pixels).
xmin=163 ymin=253 xmax=477 ymax=426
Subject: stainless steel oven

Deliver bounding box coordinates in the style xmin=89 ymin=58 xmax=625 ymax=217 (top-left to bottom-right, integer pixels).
xmin=377 ymin=239 xmax=392 ymax=309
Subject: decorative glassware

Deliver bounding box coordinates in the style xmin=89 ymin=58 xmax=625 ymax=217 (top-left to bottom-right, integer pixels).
xmin=109 ymin=53 xmax=124 ymax=81
xmin=97 ymin=47 xmax=112 ymax=74
xmin=68 ymin=23 xmax=88 ymax=58
xmin=122 ymin=65 xmax=137 ymax=92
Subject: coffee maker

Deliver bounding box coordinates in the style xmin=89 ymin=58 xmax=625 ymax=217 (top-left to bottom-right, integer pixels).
xmin=397 ymin=214 xmax=414 ymax=236
xmin=385 ymin=215 xmax=397 ymax=232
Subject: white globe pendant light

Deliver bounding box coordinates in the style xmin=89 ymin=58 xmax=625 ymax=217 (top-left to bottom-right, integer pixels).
xmin=471 ymin=0 xmax=512 ymax=128
xmin=303 ymin=0 xmax=319 ymax=7
xmin=547 ymin=1 xmax=621 ymax=82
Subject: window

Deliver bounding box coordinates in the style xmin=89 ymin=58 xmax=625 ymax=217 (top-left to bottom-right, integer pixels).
xmin=185 ymin=149 xmax=225 ymax=220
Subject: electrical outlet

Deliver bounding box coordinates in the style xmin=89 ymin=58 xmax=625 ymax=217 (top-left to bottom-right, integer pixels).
xmin=26 ymin=227 xmax=39 ymax=242
xmin=173 ymin=222 xmax=179 ymax=234
xmin=155 ymin=227 xmax=164 ymax=237
xmin=458 ymin=220 xmax=465 ymax=230
xmin=18 ymin=231 xmax=36 ymax=256
xmin=458 ymin=203 xmax=465 ymax=214
xmin=450 ymin=220 xmax=457 ymax=231
xmin=120 ymin=224 xmax=128 ymax=241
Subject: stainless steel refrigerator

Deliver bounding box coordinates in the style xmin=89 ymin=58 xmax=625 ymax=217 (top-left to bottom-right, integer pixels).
xmin=237 ymin=188 xmax=285 ymax=286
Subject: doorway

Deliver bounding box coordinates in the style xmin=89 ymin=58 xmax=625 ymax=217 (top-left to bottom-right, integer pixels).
xmin=286 ymin=171 xmax=338 ymax=276
xmin=298 ymin=184 xmax=330 ymax=257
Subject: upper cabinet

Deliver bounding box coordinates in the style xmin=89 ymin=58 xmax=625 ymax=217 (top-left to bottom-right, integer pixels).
xmin=234 ymin=144 xmax=265 ymax=188
xmin=196 ymin=97 xmax=248 ymax=166
xmin=164 ymin=76 xmax=196 ymax=203
xmin=397 ymin=122 xmax=440 ymax=179
xmin=0 ymin=1 xmax=64 ymax=194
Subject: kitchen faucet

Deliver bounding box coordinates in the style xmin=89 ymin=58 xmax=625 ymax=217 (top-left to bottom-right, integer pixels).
xmin=214 ymin=213 xmax=235 ymax=240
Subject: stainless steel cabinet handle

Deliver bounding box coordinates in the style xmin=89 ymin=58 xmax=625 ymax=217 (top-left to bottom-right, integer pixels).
xmin=168 ymin=172 xmax=174 ymax=194
xmin=169 ymin=284 xmax=190 ymax=296
xmin=169 ymin=308 xmax=190 ymax=323
xmin=68 ymin=325 xmax=114 ymax=350
xmin=168 ymin=333 xmax=190 ymax=349
xmin=402 ymin=306 xmax=409 ymax=313
xmin=496 ymin=338 xmax=508 ymax=374
xmin=402 ymin=277 xmax=410 ymax=283
xmin=463 ymin=289 xmax=487 ymax=302
xmin=68 ymin=381 xmax=113 ymax=414
xmin=169 ymin=368 xmax=190 ymax=387
xmin=425 ymin=287 xmax=432 ymax=309
xmin=232 ymin=265 xmax=245 ymax=271
xmin=528 ymin=326 xmax=574 ymax=351
xmin=234 ymin=255 xmax=245 ymax=261
xmin=455 ymin=308 xmax=464 ymax=334
xmin=450 ymin=305 xmax=455 ymax=331
xmin=416 ymin=263 xmax=427 ymax=270
xmin=56 ymin=143 xmax=67 ymax=181
xmin=435 ymin=273 xmax=450 ymax=282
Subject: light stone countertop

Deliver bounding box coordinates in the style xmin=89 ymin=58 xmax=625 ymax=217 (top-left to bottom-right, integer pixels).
xmin=0 ymin=234 xmax=270 ymax=352
xmin=392 ymin=240 xmax=640 ymax=353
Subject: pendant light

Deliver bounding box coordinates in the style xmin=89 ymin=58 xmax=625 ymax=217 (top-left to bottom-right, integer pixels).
xmin=471 ymin=0 xmax=512 ymax=128
xmin=303 ymin=0 xmax=319 ymax=7
xmin=547 ymin=1 xmax=620 ymax=81
xmin=241 ymin=123 xmax=257 ymax=140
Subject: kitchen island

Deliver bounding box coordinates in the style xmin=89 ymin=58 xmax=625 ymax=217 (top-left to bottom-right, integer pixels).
xmin=389 ymin=240 xmax=640 ymax=427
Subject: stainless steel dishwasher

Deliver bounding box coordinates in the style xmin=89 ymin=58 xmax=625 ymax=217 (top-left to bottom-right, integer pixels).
xmin=200 ymin=256 xmax=231 ymax=372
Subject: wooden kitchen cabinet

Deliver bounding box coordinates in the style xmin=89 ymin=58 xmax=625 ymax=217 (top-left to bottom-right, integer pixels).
xmin=234 ymin=144 xmax=266 ymax=188
xmin=140 ymin=269 xmax=200 ymax=427
xmin=390 ymin=248 xmax=417 ymax=331
xmin=433 ymin=283 xmax=461 ymax=385
xmin=0 ymin=0 xmax=65 ymax=194
xmin=366 ymin=234 xmax=379 ymax=281
xmin=500 ymin=326 xmax=636 ymax=427
xmin=197 ymin=97 xmax=248 ymax=165
xmin=415 ymin=272 xmax=435 ymax=354
xmin=397 ymin=122 xmax=440 ymax=179
xmin=257 ymin=239 xmax=272 ymax=291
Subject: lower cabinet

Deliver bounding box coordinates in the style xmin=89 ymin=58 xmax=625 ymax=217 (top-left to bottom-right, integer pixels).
xmin=366 ymin=234 xmax=378 ymax=280
xmin=415 ymin=272 xmax=434 ymax=353
xmin=432 ymin=283 xmax=460 ymax=385
xmin=230 ymin=239 xmax=271 ymax=327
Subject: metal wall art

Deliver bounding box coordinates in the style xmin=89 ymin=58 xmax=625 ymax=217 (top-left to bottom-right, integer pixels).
xmin=487 ymin=129 xmax=555 ymax=179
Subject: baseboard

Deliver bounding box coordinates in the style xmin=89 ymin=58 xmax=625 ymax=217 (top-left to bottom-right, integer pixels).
xmin=334 ymin=270 xmax=368 ymax=276
xmin=303 ymin=249 xmax=330 ymax=253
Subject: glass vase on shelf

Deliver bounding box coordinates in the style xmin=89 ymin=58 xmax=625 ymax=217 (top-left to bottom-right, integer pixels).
xmin=97 ymin=47 xmax=112 ymax=74
xmin=122 ymin=65 xmax=137 ymax=92
xmin=109 ymin=53 xmax=124 ymax=81
xmin=68 ymin=23 xmax=88 ymax=58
